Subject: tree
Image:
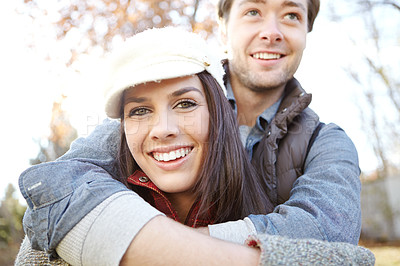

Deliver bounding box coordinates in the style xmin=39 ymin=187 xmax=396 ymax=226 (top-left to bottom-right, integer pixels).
xmin=328 ymin=0 xmax=400 ymax=178
xmin=30 ymin=95 xmax=78 ymax=164
xmin=21 ymin=0 xmax=217 ymax=65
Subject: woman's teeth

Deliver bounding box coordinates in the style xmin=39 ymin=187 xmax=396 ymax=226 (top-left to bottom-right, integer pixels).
xmin=153 ymin=148 xmax=191 ymax=162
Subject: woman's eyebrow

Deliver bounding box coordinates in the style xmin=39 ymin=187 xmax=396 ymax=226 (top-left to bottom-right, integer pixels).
xmin=171 ymin=87 xmax=203 ymax=97
xmin=124 ymin=96 xmax=148 ymax=104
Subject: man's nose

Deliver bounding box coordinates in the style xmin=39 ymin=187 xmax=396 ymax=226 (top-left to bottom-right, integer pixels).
xmin=258 ymin=16 xmax=283 ymax=43
xmin=149 ymin=111 xmax=179 ymax=141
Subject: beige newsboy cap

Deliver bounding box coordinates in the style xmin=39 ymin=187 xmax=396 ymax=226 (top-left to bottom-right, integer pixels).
xmin=103 ymin=27 xmax=226 ymax=119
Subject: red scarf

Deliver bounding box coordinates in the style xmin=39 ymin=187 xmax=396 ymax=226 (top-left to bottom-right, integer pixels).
xmin=127 ymin=170 xmax=214 ymax=227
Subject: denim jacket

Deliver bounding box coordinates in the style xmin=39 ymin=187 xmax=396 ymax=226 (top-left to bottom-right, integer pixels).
xmin=19 ymin=88 xmax=361 ymax=259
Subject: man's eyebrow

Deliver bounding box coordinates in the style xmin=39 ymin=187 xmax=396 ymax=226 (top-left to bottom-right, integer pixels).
xmin=282 ymin=0 xmax=306 ymax=12
xmin=171 ymin=87 xmax=203 ymax=98
xmin=238 ymin=0 xmax=267 ymax=6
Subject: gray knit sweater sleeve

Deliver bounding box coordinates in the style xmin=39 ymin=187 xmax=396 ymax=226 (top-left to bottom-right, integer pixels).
xmin=246 ymin=234 xmax=375 ymax=266
xmin=15 ymin=236 xmax=70 ymax=266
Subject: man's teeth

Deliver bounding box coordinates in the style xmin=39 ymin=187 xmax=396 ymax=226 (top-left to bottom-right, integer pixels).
xmin=253 ymin=53 xmax=281 ymax=60
xmin=153 ymin=148 xmax=191 ymax=162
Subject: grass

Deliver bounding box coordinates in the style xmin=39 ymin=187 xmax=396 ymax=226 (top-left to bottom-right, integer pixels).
xmin=360 ymin=240 xmax=400 ymax=266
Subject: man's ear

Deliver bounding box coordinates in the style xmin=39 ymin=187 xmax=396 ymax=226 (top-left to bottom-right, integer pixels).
xmin=218 ymin=18 xmax=228 ymax=46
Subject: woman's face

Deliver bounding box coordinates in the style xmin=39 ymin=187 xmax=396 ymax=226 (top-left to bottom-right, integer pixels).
xmin=123 ymin=75 xmax=209 ymax=195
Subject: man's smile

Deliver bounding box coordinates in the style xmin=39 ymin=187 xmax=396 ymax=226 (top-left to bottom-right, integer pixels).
xmin=251 ymin=52 xmax=283 ymax=60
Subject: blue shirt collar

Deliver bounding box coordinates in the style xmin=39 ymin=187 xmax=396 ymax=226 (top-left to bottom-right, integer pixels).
xmin=226 ymin=79 xmax=282 ymax=130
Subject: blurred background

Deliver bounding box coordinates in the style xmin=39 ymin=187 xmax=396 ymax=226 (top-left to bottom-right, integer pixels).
xmin=0 ymin=0 xmax=399 ymax=265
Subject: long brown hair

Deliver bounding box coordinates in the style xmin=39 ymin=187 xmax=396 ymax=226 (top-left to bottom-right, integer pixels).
xmin=117 ymin=71 xmax=274 ymax=223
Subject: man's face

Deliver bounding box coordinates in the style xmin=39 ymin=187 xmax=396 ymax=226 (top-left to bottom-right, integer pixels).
xmin=222 ymin=0 xmax=308 ymax=92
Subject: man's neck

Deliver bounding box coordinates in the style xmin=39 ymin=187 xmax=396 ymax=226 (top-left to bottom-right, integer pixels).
xmin=231 ymin=78 xmax=285 ymax=127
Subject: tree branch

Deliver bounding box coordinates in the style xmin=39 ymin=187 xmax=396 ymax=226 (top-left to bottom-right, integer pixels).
xmin=359 ymin=0 xmax=400 ymax=12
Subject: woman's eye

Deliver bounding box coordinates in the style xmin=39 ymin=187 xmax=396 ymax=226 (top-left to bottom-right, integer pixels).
xmin=175 ymin=100 xmax=197 ymax=109
xmin=129 ymin=108 xmax=150 ymax=117
xmin=246 ymin=10 xmax=260 ymax=17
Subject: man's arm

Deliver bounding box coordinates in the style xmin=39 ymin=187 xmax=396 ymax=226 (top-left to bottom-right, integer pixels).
xmin=121 ymin=218 xmax=373 ymax=266
xmin=19 ymin=118 xmax=256 ymax=262
xmin=244 ymin=123 xmax=361 ymax=244
xmin=19 ymin=119 xmax=164 ymax=257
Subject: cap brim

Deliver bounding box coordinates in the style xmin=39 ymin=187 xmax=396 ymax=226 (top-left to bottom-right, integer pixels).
xmin=105 ymin=60 xmax=205 ymax=118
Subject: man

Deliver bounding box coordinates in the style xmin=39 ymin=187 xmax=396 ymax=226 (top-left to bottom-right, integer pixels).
xmin=19 ymin=0 xmax=362 ymax=264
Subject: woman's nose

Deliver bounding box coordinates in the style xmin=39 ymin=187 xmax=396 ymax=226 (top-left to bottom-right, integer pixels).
xmin=149 ymin=111 xmax=179 ymax=141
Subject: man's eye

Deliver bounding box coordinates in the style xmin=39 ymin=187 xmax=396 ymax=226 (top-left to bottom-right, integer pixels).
xmin=246 ymin=10 xmax=260 ymax=17
xmin=285 ymin=13 xmax=299 ymax=21
xmin=129 ymin=108 xmax=150 ymax=117
xmin=175 ymin=100 xmax=197 ymax=109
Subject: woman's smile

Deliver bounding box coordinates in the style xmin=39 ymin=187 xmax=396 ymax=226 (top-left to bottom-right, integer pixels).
xmin=151 ymin=146 xmax=193 ymax=162
xmin=149 ymin=146 xmax=195 ymax=172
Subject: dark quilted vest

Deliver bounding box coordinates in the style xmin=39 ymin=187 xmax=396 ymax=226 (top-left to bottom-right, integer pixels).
xmin=251 ymin=78 xmax=320 ymax=206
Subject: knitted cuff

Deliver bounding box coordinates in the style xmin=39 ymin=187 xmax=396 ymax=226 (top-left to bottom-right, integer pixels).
xmin=245 ymin=234 xmax=375 ymax=266
xmin=208 ymin=217 xmax=257 ymax=244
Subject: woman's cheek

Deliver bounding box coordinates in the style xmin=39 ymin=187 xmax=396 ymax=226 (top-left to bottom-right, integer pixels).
xmin=179 ymin=108 xmax=209 ymax=137
xmin=125 ymin=121 xmax=145 ymax=155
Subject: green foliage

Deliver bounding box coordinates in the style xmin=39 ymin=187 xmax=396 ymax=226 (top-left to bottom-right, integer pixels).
xmin=0 ymin=184 xmax=27 ymax=265
xmin=0 ymin=184 xmax=26 ymax=246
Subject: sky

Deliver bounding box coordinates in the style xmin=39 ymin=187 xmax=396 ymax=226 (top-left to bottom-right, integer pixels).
xmin=0 ymin=1 xmax=391 ymax=202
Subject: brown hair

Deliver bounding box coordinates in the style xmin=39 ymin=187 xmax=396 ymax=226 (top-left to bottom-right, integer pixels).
xmin=217 ymin=0 xmax=320 ymax=32
xmin=117 ymin=71 xmax=274 ymax=223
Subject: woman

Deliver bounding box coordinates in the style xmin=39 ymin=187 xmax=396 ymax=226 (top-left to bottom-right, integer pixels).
xmin=16 ymin=27 xmax=374 ymax=266
xmin=17 ymin=27 xmax=274 ymax=265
